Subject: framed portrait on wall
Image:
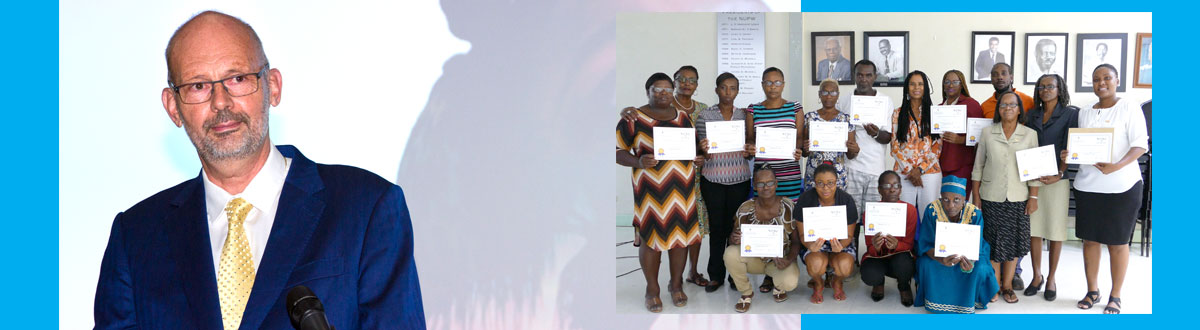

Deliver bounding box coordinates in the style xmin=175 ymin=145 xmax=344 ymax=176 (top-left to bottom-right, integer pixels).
xmin=1076 ymin=33 xmax=1127 ymax=93
xmin=970 ymin=31 xmax=1015 ymax=83
xmin=811 ymin=31 xmax=854 ymax=85
xmin=1023 ymin=33 xmax=1068 ymax=85
xmin=864 ymin=31 xmax=908 ymax=87
xmin=1134 ymin=33 xmax=1151 ymax=88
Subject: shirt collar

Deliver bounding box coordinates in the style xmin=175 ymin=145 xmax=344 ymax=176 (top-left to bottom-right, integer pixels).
xmin=202 ymin=145 xmax=290 ymax=223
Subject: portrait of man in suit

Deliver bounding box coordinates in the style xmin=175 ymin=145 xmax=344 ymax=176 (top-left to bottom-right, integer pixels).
xmin=817 ymin=37 xmax=852 ymax=82
xmin=93 ymin=11 xmax=425 ymax=329
xmin=974 ymin=36 xmax=1007 ymax=81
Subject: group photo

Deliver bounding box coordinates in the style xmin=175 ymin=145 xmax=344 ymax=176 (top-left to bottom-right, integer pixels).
xmin=615 ymin=12 xmax=1152 ymax=314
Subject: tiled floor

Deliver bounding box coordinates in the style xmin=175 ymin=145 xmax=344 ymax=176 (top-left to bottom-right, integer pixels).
xmin=616 ymin=226 xmax=1152 ymax=314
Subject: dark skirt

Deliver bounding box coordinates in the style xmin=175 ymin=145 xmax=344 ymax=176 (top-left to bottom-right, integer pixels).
xmin=1075 ymin=181 xmax=1144 ymax=245
xmin=981 ymin=200 xmax=1030 ymax=262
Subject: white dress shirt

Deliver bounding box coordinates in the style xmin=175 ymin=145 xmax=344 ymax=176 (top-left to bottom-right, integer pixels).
xmin=1074 ymin=98 xmax=1149 ymax=193
xmin=202 ymin=145 xmax=292 ymax=278
xmin=836 ymin=93 xmax=894 ymax=176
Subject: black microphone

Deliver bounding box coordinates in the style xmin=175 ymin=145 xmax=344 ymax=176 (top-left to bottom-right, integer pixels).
xmin=287 ymin=285 xmax=334 ymax=330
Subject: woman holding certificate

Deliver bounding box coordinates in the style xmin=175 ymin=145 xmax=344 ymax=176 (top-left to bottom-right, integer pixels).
xmin=969 ymin=90 xmax=1042 ymax=304
xmin=1022 ymin=74 xmax=1079 ymax=301
xmin=616 ymin=73 xmax=706 ymax=312
xmin=800 ymin=79 xmax=859 ymax=190
xmin=1065 ymin=64 xmax=1148 ymax=314
xmin=914 ymin=175 xmax=999 ymax=314
xmin=745 ymin=67 xmax=805 ymax=293
xmin=890 ymin=71 xmax=943 ymax=215
xmin=860 ymin=170 xmax=919 ymax=306
xmin=695 ymin=72 xmax=754 ymax=292
xmin=937 ymin=70 xmax=986 ymax=188
xmin=746 ymin=67 xmax=806 ymax=202
xmin=723 ymin=166 xmax=803 ymax=312
xmin=795 ymin=164 xmax=859 ymax=304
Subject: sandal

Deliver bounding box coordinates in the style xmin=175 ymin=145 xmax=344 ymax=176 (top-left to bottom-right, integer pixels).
xmin=644 ymin=295 xmax=662 ymax=313
xmin=1104 ymin=297 xmax=1122 ymax=314
xmin=759 ymin=276 xmax=774 ymax=293
xmin=686 ymin=273 xmax=710 ymax=287
xmin=1002 ymin=289 xmax=1019 ymax=303
xmin=735 ymin=295 xmax=753 ymax=313
xmin=671 ymin=290 xmax=687 ymax=307
xmin=773 ymin=288 xmax=789 ymax=303
xmin=1023 ymin=275 xmax=1043 ymax=296
xmin=1077 ymin=290 xmax=1101 ymax=310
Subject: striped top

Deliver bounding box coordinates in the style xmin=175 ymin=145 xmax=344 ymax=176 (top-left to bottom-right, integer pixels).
xmin=696 ymin=104 xmax=751 ymax=185
xmin=749 ymin=101 xmax=805 ymax=201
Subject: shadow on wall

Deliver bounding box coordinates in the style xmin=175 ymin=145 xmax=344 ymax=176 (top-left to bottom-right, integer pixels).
xmin=397 ymin=1 xmax=775 ymax=329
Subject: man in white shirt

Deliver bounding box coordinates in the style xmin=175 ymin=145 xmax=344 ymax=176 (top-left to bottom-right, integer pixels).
xmin=877 ymin=39 xmax=905 ymax=82
xmin=836 ymin=60 xmax=894 ymax=214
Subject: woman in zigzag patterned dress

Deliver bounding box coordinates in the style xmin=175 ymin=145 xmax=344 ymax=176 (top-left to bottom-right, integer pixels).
xmin=616 ymin=72 xmax=702 ymax=313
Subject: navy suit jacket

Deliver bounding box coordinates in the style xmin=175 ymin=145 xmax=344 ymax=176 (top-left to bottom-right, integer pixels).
xmin=94 ymin=145 xmax=424 ymax=329
xmin=816 ymin=57 xmax=852 ymax=81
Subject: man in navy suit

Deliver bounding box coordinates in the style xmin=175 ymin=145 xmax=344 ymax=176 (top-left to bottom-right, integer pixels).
xmin=975 ymin=37 xmax=1006 ymax=81
xmin=817 ymin=38 xmax=852 ymax=81
xmin=94 ymin=11 xmax=424 ymax=329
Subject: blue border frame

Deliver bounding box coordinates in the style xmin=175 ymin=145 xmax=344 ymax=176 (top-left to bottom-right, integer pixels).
xmin=2 ymin=1 xmax=60 ymax=326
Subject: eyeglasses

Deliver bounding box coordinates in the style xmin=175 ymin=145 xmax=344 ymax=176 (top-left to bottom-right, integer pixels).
xmin=755 ymin=181 xmax=778 ymax=188
xmin=943 ymin=80 xmax=962 ymax=86
xmin=170 ymin=66 xmax=267 ymax=104
xmin=998 ymin=102 xmax=1021 ymax=109
xmin=1037 ymin=84 xmax=1057 ymax=90
xmin=762 ymin=80 xmax=784 ymax=87
xmin=814 ymin=181 xmax=837 ymax=189
xmin=879 ymin=183 xmax=901 ymax=189
xmin=676 ymin=77 xmax=699 ymax=84
xmin=940 ymin=197 xmax=964 ymax=205
xmin=819 ymin=91 xmax=840 ymax=97
xmin=649 ymin=86 xmax=673 ymax=94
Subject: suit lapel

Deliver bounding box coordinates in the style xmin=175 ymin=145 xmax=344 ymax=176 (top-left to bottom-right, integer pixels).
xmin=239 ymin=146 xmax=326 ymax=330
xmin=165 ymin=178 xmax=223 ymax=329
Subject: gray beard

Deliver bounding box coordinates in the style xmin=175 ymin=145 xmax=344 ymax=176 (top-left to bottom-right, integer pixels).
xmin=181 ymin=89 xmax=271 ymax=162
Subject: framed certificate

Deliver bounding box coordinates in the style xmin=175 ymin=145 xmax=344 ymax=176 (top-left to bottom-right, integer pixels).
xmin=1066 ymin=128 xmax=1114 ymax=165
xmin=802 ymin=205 xmax=848 ymax=241
xmin=651 ymin=127 xmax=696 ymax=161
xmin=740 ymin=224 xmax=785 ymax=258
xmin=1016 ymin=145 xmax=1059 ymax=182
xmin=965 ymin=118 xmax=992 ymax=146
xmin=850 ymin=95 xmax=889 ymax=128
xmin=755 ymin=127 xmax=797 ymax=159
xmin=934 ymin=221 xmax=981 ymax=261
xmin=931 ymin=105 xmax=967 ymax=134
xmin=808 ymin=121 xmax=848 ymax=152
xmin=705 ymin=120 xmax=745 ymax=153
xmin=864 ymin=202 xmax=906 ymax=237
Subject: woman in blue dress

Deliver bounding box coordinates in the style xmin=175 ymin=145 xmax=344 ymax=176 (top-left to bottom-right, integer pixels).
xmin=913 ymin=175 xmax=1000 ymax=313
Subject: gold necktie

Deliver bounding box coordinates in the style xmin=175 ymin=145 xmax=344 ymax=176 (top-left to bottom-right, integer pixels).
xmin=218 ymin=198 xmax=255 ymax=330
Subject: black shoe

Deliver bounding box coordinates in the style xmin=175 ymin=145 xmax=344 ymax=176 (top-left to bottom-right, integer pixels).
xmin=729 ymin=276 xmax=738 ymax=291
xmin=870 ymin=285 xmax=884 ymax=302
xmin=705 ymin=281 xmax=722 ymax=293
xmin=1012 ymin=276 xmax=1025 ymax=291
xmin=1023 ymin=275 xmax=1043 ymax=296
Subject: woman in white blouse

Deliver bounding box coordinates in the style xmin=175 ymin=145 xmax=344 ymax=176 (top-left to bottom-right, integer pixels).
xmin=1062 ymin=64 xmax=1148 ymax=314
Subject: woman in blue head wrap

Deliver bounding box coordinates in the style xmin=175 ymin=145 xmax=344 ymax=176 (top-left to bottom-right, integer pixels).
xmin=913 ymin=175 xmax=1000 ymax=313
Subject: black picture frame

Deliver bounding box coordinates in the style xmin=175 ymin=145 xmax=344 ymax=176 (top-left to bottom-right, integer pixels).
xmin=864 ymin=31 xmax=908 ymax=87
xmin=1023 ymin=33 xmax=1069 ymax=85
xmin=1076 ymin=33 xmax=1127 ymax=93
xmin=970 ymin=31 xmax=1015 ymax=83
xmin=811 ymin=31 xmax=855 ymax=85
